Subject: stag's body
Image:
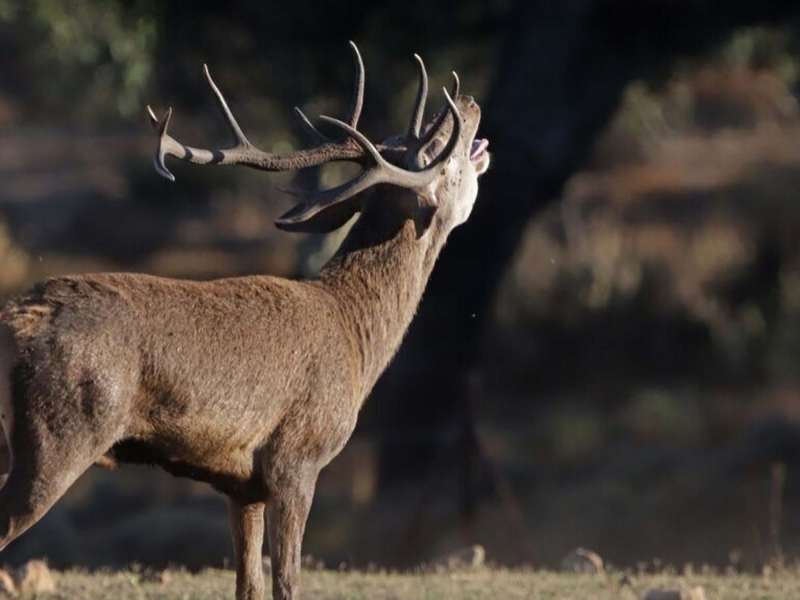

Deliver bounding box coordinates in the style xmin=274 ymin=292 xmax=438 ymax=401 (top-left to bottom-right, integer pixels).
xmin=2 ymin=211 xmax=439 ymax=495
xmin=4 ymin=272 xmax=357 ymax=490
xmin=0 ymin=44 xmax=488 ymax=600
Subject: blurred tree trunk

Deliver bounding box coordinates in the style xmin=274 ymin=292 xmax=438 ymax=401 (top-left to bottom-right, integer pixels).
xmin=374 ymin=0 xmax=799 ymax=486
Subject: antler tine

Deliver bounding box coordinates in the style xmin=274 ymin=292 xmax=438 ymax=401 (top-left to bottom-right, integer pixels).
xmin=426 ymin=87 xmax=462 ymax=170
xmin=417 ymin=72 xmax=462 ymax=150
xmin=146 ymin=105 xmax=159 ymax=129
xmin=293 ymin=42 xmax=365 ymax=145
xmin=293 ymin=106 xmax=329 ymax=144
xmin=346 ymin=41 xmax=365 ymax=128
xmin=203 ymin=64 xmax=251 ymax=148
xmin=147 ymin=105 xmax=176 ymax=181
xmin=408 ymin=54 xmax=428 ymax=139
xmin=451 ymin=71 xmax=460 ymax=99
xmin=318 ymin=116 xmax=385 ymax=166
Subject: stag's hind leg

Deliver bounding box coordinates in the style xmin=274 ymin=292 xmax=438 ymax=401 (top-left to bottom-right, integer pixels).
xmin=0 ymin=348 xmax=123 ymax=551
xmin=0 ymin=427 xmax=106 ymax=552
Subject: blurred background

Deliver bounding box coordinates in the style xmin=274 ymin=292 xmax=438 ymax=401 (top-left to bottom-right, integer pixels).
xmin=1 ymin=0 xmax=800 ymax=574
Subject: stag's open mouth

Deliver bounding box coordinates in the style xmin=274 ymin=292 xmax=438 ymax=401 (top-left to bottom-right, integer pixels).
xmin=470 ymin=138 xmax=490 ymax=175
xmin=470 ymin=138 xmax=489 ymax=162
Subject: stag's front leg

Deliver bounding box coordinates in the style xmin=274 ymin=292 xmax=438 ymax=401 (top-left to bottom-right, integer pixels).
xmin=228 ymin=498 xmax=267 ymax=600
xmin=265 ymin=469 xmax=317 ymax=600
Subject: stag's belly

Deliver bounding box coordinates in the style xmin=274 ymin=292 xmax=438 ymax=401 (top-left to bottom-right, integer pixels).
xmin=110 ymin=434 xmax=261 ymax=498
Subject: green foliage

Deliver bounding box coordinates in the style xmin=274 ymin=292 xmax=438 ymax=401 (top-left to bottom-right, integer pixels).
xmin=0 ymin=0 xmax=157 ymax=120
xmin=0 ymin=0 xmax=501 ymax=126
xmin=610 ymin=26 xmax=800 ymax=142
xmin=721 ymin=26 xmax=800 ymax=86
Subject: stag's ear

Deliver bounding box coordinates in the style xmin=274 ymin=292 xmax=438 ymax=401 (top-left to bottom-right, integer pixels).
xmin=275 ymin=196 xmax=363 ymax=233
xmin=276 ymin=187 xmax=438 ymax=236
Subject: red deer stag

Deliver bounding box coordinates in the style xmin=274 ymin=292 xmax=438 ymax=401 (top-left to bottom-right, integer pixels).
xmin=0 ymin=43 xmax=490 ymax=599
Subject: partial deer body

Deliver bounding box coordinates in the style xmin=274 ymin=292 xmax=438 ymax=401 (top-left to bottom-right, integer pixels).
xmin=0 ymin=43 xmax=489 ymax=600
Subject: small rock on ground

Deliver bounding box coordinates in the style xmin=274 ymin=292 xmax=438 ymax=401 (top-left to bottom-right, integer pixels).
xmin=301 ymin=555 xmax=325 ymax=571
xmin=560 ymin=548 xmax=604 ymax=574
xmin=141 ymin=569 xmax=172 ymax=584
xmin=0 ymin=569 xmax=16 ymax=597
xmin=643 ymin=586 xmax=706 ymax=600
xmin=428 ymin=545 xmax=486 ymax=571
xmin=15 ymin=559 xmax=55 ymax=595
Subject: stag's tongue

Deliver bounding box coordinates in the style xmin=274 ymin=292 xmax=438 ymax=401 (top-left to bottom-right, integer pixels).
xmin=470 ymin=138 xmax=489 ymax=161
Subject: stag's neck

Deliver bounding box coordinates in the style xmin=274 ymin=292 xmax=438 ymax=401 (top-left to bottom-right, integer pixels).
xmin=317 ymin=210 xmax=449 ymax=397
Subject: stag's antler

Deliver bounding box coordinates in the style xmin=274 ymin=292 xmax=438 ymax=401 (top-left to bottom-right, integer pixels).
xmin=276 ymin=89 xmax=460 ymax=231
xmin=147 ymin=42 xmax=463 ymax=232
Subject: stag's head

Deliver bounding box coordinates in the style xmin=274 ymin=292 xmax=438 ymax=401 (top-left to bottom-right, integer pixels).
xmin=147 ymin=42 xmax=489 ymax=236
xmin=409 ymin=93 xmax=490 ymax=230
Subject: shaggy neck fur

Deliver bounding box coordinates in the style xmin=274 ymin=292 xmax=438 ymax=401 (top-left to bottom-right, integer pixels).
xmin=317 ymin=203 xmax=450 ymax=398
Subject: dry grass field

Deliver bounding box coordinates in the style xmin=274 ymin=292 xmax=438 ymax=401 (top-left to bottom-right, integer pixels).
xmin=24 ymin=566 xmax=800 ymax=599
